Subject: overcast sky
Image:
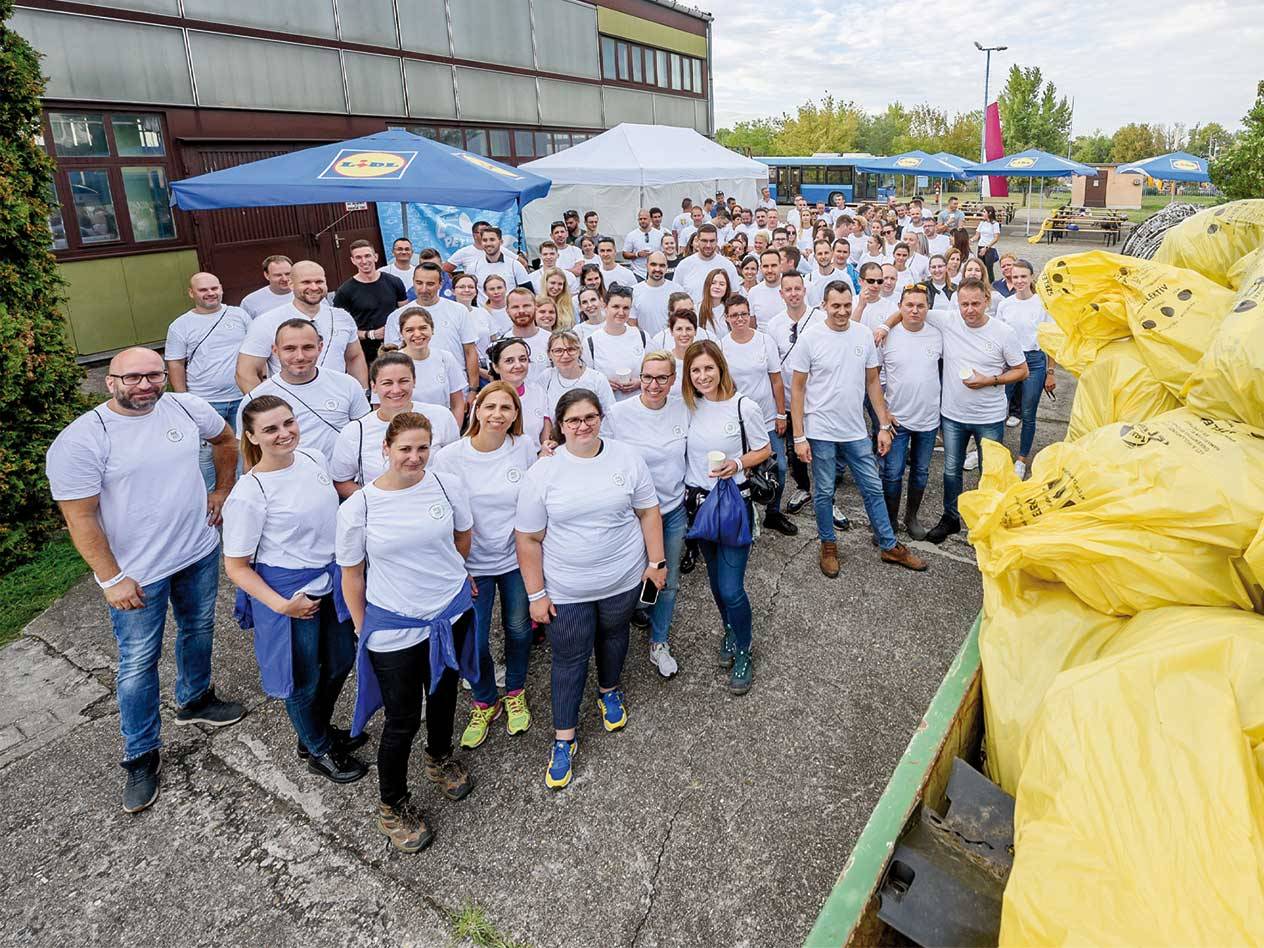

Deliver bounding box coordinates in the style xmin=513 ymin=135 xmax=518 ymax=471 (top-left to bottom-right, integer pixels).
xmin=694 ymin=0 xmax=1262 ymax=137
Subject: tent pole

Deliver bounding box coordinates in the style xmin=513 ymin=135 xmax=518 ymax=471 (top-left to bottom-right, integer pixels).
xmin=1025 ymin=178 xmax=1032 ymax=236
xmin=399 ymin=202 xmax=409 ymax=242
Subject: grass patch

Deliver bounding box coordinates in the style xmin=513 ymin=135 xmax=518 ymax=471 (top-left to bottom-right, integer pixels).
xmin=0 ymin=531 xmax=87 ymax=648
xmin=450 ymin=903 xmax=529 ymax=948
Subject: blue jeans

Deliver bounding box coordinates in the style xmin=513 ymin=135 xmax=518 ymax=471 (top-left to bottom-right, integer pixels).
xmin=766 ymin=428 xmax=789 ymax=512
xmin=696 ymin=538 xmax=753 ymax=652
xmin=109 ymin=546 xmax=219 ymax=761
xmin=469 ymin=568 xmax=532 ymax=705
xmin=1005 ymin=350 xmax=1047 ymax=459
xmin=286 ymin=595 xmax=357 ymax=758
xmin=650 ymin=502 xmax=688 ymax=645
xmin=200 ymin=398 xmax=240 ymax=490
xmin=808 ymin=438 xmax=897 ymax=549
xmin=941 ymin=417 xmax=1006 ymax=520
xmin=881 ymin=426 xmax=939 ymax=505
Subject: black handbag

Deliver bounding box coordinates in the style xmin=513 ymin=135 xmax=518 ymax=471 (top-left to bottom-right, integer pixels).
xmin=736 ymin=396 xmax=780 ymax=507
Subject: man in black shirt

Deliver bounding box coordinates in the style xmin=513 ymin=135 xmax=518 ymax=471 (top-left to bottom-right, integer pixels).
xmin=333 ymin=239 xmax=407 ymax=363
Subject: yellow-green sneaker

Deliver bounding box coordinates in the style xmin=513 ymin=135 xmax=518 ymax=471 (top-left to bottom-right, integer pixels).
xmin=459 ymin=699 xmax=502 ymax=749
xmin=504 ymin=690 xmax=531 ymax=735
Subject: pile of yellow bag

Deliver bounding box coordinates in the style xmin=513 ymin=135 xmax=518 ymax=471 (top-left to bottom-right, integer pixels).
xmin=958 ymin=200 xmax=1264 ymax=945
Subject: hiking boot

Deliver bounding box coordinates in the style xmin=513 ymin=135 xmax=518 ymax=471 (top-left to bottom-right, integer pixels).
xmin=504 ymin=690 xmax=531 ymax=735
xmin=649 ymin=642 xmax=679 ymax=678
xmin=121 ymin=749 xmax=161 ymax=814
xmin=785 ymin=487 xmax=810 ymax=513
xmin=925 ymin=514 xmax=961 ymax=545
xmin=881 ymin=543 xmax=929 ymax=572
xmin=174 ymin=686 xmax=245 ymax=728
xmin=307 ymin=748 xmax=368 ymax=784
xmin=296 ymin=726 xmax=368 ymax=760
xmin=597 ymin=688 xmax=628 ymax=732
xmin=546 ymin=738 xmax=576 ymax=790
xmin=904 ymin=486 xmax=929 ymax=541
xmin=819 ymin=540 xmax=840 ymax=578
xmin=729 ymin=650 xmax=754 ymax=696
xmin=763 ymin=509 xmax=799 ymax=536
xmin=376 ymin=796 xmax=434 ymax=853
xmin=460 ymin=699 xmax=503 ymax=749
xmin=424 ymin=751 xmax=474 ymax=801
xmin=717 ymin=627 xmax=737 ymax=669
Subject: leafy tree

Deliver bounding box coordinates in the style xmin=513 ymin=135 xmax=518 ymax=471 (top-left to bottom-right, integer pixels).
xmin=0 ymin=0 xmax=89 ymax=569
xmin=1186 ymin=121 xmax=1234 ymax=159
xmin=997 ymin=65 xmax=1072 ymax=154
xmin=1210 ymin=80 xmax=1264 ymax=201
xmin=1072 ymin=131 xmax=1113 ymax=164
xmin=716 ymin=117 xmax=781 ymax=156
xmin=771 ymin=95 xmax=863 ymax=155
xmin=857 ymin=103 xmax=911 ymax=156
xmin=1110 ymin=123 xmax=1158 ymax=163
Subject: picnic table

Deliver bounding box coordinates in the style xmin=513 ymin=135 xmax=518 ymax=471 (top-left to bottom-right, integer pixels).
xmin=1039 ymin=207 xmax=1129 ymax=246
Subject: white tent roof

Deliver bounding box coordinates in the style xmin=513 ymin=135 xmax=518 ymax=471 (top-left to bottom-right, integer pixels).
xmin=522 ymin=123 xmax=768 ymax=187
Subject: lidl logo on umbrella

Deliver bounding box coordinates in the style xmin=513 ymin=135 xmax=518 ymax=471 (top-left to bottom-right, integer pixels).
xmin=895 ymin=157 xmax=922 ymax=168
xmin=458 ymin=153 xmax=523 ymax=179
xmin=1008 ymin=157 xmax=1036 ymax=169
xmin=1171 ymin=158 xmax=1200 ymax=172
xmin=320 ymin=150 xmax=417 ymax=180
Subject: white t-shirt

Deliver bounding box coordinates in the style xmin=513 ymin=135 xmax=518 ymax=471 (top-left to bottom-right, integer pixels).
xmin=556 ymin=244 xmax=584 ymax=273
xmin=764 ymin=307 xmax=826 ymax=406
xmin=586 ymin=326 xmax=647 ymax=399
xmin=996 ymin=294 xmax=1052 ymax=352
xmin=430 ymin=435 xmax=536 ymax=576
xmin=222 ymin=449 xmax=338 ymax=596
xmin=786 ymin=321 xmax=878 ymax=443
xmin=599 ymin=263 xmax=639 ymax=290
xmin=408 ymin=349 xmax=465 ymax=407
xmin=926 ymin=234 xmax=952 ymax=256
xmin=806 ymin=269 xmax=849 ymax=308
xmin=846 ymin=234 xmax=867 ymax=259
xmin=673 ymin=253 xmax=739 ymax=303
xmin=237 ymin=368 xmax=369 ymax=462
xmin=505 ymin=328 xmax=552 ymax=384
xmin=514 ymin=440 xmax=658 ymax=604
xmin=746 ymin=282 xmax=785 ymax=323
xmin=907 ymin=254 xmax=930 ymax=282
xmin=336 ymin=471 xmax=473 ymax=651
xmin=541 ymin=367 xmax=616 ymax=420
xmin=446 ymin=243 xmax=483 ymax=273
xmin=379 ymin=262 xmax=415 ymax=286
xmin=720 ymin=331 xmax=782 ymax=426
xmin=929 ymin=282 xmax=953 ymax=310
xmin=516 ymin=382 xmax=550 ymax=451
xmin=329 ymin=402 xmax=458 ymax=485
xmin=676 ymin=224 xmax=699 ymax=249
xmin=924 ymin=309 xmax=1025 ymax=425
xmin=607 ymin=397 xmax=689 ymax=514
xmin=976 ymin=220 xmax=1001 ymax=249
xmin=622 ymin=228 xmax=664 ymax=277
xmin=240 ymin=303 xmax=359 ymax=377
xmin=46 ymin=395 xmax=224 ymax=586
xmin=484 ymin=307 xmax=512 ymax=341
xmin=631 ymin=280 xmax=682 ymax=337
xmin=466 ymin=307 xmax=493 ymax=364
xmin=469 ymin=253 xmax=530 ymax=304
xmin=855 ymin=295 xmax=898 ymax=331
xmin=382 ymin=296 xmax=476 ymax=373
xmin=881 ymin=323 xmax=944 ymax=433
xmin=165 ymin=306 xmax=251 ymax=402
xmin=239 ymin=285 xmax=293 ymax=320
xmin=672 ymin=212 xmax=693 ymax=233
xmin=684 ymin=395 xmax=770 ymax=489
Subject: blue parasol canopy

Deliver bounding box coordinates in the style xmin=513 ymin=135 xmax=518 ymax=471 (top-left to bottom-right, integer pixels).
xmin=1116 ymin=151 xmax=1210 ymax=183
xmin=171 ymin=129 xmax=551 ymax=212
xmin=963 ymin=148 xmax=1098 ymax=178
xmin=853 ymin=150 xmax=970 ymax=179
xmin=933 ymin=152 xmax=975 ymax=171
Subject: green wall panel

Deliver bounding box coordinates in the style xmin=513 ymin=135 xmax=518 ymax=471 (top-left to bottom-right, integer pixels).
xmin=595 ymin=9 xmax=707 ymax=57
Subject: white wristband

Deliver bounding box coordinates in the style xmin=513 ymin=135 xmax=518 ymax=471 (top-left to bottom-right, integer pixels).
xmin=775 ymin=414 xmax=786 ymax=420
xmin=793 ymin=436 xmax=808 ymax=445
xmin=527 ymin=589 xmax=548 ymax=603
xmin=96 ymin=571 xmax=127 ymax=590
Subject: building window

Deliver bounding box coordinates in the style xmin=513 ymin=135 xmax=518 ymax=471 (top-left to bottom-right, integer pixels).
xmin=599 ymin=35 xmax=704 ymax=98
xmin=121 ymin=167 xmax=176 ymax=242
xmin=601 ymin=37 xmax=617 ymax=80
xmin=112 ymin=114 xmax=166 ymax=157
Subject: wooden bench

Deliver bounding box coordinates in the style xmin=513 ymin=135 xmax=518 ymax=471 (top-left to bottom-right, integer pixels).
xmin=1040 ymin=211 xmax=1128 ymax=246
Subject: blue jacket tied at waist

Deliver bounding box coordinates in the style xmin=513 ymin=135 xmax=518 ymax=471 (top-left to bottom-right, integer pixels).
xmin=351 ymin=580 xmax=476 ymax=738
xmin=234 ymin=562 xmax=349 ymax=699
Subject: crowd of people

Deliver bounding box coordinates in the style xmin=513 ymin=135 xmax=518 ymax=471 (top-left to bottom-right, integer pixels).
xmin=46 ymin=190 xmax=1055 ymax=854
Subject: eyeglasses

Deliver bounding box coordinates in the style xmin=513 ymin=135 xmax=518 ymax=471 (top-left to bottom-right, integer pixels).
xmin=640 ymin=373 xmax=672 ymax=386
xmin=550 ymin=345 xmax=580 ymax=356
xmin=562 ymin=412 xmax=601 ymax=431
xmin=109 ymin=370 xmax=168 ymax=386
xmin=863 ymin=277 xmax=883 ymax=285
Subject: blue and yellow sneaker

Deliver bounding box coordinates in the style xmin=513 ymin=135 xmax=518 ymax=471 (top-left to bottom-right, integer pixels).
xmin=546 ymin=738 xmax=576 ymax=790
xmin=597 ymin=688 xmax=628 ymax=732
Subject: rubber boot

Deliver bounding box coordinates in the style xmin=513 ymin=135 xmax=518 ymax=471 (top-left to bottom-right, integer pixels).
xmin=883 ymin=489 xmax=901 ymax=540
xmin=904 ymin=486 xmax=929 ymax=541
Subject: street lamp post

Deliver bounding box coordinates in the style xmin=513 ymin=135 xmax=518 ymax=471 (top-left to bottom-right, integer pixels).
xmin=974 ymin=41 xmax=1007 ymax=198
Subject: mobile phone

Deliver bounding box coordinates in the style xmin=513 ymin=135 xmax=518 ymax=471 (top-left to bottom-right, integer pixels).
xmin=638 ymin=577 xmax=660 ymax=606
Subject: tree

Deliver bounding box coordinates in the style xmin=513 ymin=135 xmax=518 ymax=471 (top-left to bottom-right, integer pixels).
xmin=857 ymin=103 xmax=911 ymax=156
xmin=717 ymin=117 xmax=781 ymax=156
xmin=1210 ymin=80 xmax=1264 ymax=201
xmin=771 ymin=95 xmax=863 ymax=156
xmin=997 ymin=65 xmax=1072 ymax=154
xmin=0 ymin=0 xmax=89 ymax=568
xmin=1186 ymin=121 xmax=1234 ymax=159
xmin=1110 ymin=123 xmax=1158 ymax=163
xmin=1072 ymin=131 xmax=1113 ymax=164
xmin=1153 ymin=122 xmax=1187 ymax=152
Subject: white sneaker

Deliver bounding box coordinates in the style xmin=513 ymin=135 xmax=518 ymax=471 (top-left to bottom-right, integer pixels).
xmin=1014 ymin=459 xmax=1027 ymax=479
xmin=1005 ymin=415 xmax=1021 ymax=428
xmin=832 ymin=505 xmax=849 ymax=529
xmin=785 ymin=487 xmax=810 ymax=513
xmin=650 ymin=642 xmax=678 ymax=678
xmin=963 ymin=452 xmax=979 ymax=471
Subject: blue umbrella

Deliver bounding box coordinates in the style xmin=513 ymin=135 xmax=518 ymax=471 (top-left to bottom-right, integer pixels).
xmin=933 ymin=152 xmax=975 ymax=171
xmin=853 ymin=150 xmax=970 ymax=179
xmin=963 ymin=149 xmax=1098 ymax=235
xmin=1116 ymin=151 xmax=1210 ymax=183
xmin=171 ymin=129 xmax=551 ymax=213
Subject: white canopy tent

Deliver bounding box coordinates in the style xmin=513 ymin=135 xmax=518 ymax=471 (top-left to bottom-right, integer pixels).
xmin=521 ymin=124 xmax=768 ymax=250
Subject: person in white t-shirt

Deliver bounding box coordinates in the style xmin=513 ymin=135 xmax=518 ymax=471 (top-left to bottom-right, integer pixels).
xmin=878 ymin=285 xmax=944 ymax=541
xmin=541 ymin=329 xmax=616 ymax=419
xmin=890 ymin=243 xmax=926 ymax=290
xmin=851 ymin=262 xmax=899 ymax=332
xmin=756 ymin=186 xmax=776 ymax=210
xmin=788 ymin=283 xmax=928 ymax=577
xmin=479 ymin=274 xmax=513 ymax=343
xmin=498 ymin=286 xmax=551 ymax=386
xmin=237 ymin=260 xmax=368 ymax=392
xmin=676 ymin=204 xmax=706 ymax=248
xmin=237 ymin=320 xmax=370 ymax=462
xmin=926 ymin=255 xmax=955 ymax=310
xmin=430 ymin=381 xmax=539 ymax=751
xmin=166 ymin=271 xmax=252 ymax=489
xmin=622 ymin=209 xmax=663 ymax=279
xmin=925 ymin=220 xmax=952 ymax=258
xmin=469 ymin=226 xmax=530 ymax=305
xmin=596 ymin=237 xmax=638 ymax=290
xmin=975 ymin=205 xmax=1002 ymax=282
xmin=239 ymin=254 xmax=294 ymax=319
xmin=516 ymin=388 xmax=666 ymax=790
xmin=630 ymin=252 xmax=682 ymax=337
xmin=671 ymin=198 xmax=694 ymax=235
xmin=45 ymin=346 xmax=244 ymax=813
xmin=442 ymin=220 xmax=491 ymax=275
xmin=222 ymin=394 xmax=365 ymax=785
xmin=528 ymin=241 xmax=579 ymax=298
xmin=488 ymin=337 xmax=552 ymax=452
xmin=875 ymin=278 xmax=1028 ymax=544
xmin=746 ymin=249 xmax=786 ymax=323
xmin=394 ymin=307 xmax=467 ymax=427
xmin=382 ymin=262 xmax=479 ymax=394
xmin=994 ymin=259 xmax=1057 ymax=478
xmin=586 ymin=286 xmax=647 ymax=401
xmin=379 ymin=237 xmax=416 ymax=287
xmin=336 ymin=410 xmax=476 ymax=853
xmin=673 ymin=224 xmax=741 ymax=312
xmin=549 ymin=221 xmax=584 ymax=276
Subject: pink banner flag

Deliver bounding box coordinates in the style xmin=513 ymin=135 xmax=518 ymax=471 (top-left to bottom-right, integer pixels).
xmin=985 ymin=102 xmax=1008 ymax=198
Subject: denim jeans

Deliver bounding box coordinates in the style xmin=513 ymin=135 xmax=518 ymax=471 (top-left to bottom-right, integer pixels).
xmin=650 ymin=502 xmax=688 ymax=645
xmin=548 ymin=587 xmax=638 ymax=731
xmin=1005 ymin=350 xmax=1047 ymax=459
xmin=766 ymin=428 xmax=789 ymax=512
xmin=881 ymin=426 xmax=939 ymax=507
xmin=469 ymin=568 xmax=532 ymax=705
xmin=285 ymin=595 xmax=357 ymax=758
xmin=941 ymin=416 xmax=1006 ymax=519
xmin=200 ymin=398 xmax=240 ymax=490
xmin=808 ymin=438 xmax=897 ymax=549
xmin=109 ymin=545 xmax=219 ymax=761
xmin=696 ymin=537 xmax=753 ymax=651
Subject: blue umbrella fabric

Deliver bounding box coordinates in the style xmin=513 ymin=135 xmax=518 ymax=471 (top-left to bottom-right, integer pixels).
xmin=1116 ymin=151 xmax=1210 ymax=183
xmin=963 ymin=148 xmax=1098 ymax=178
xmin=853 ymin=150 xmax=970 ymax=179
xmin=933 ymin=152 xmax=975 ymax=171
xmin=171 ymin=129 xmax=551 ymax=212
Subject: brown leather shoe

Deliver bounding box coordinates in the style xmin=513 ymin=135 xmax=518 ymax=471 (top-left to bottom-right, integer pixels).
xmin=881 ymin=542 xmax=928 ymax=572
xmin=424 ymin=751 xmax=474 ymax=801
xmin=819 ymin=540 xmax=840 ymax=578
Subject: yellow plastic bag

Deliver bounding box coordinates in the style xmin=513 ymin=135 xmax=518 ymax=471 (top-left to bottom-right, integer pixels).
xmin=1154 ymin=199 xmax=1264 ymax=288
xmin=1036 ymin=251 xmax=1235 ymax=395
xmin=1064 ymin=338 xmax=1181 ymax=440
xmin=960 ymin=409 xmax=1264 ymax=615
xmin=1000 ymin=608 xmax=1264 ymax=946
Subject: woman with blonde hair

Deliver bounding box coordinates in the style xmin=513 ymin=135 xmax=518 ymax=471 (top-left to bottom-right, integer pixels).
xmin=534 ymin=296 xmax=558 ymax=333
xmin=541 ymin=329 xmax=615 ymax=418
xmin=481 ymin=274 xmax=511 ymax=340
xmin=699 ymin=268 xmax=733 ymax=339
xmin=541 ymin=270 xmax=576 ymax=330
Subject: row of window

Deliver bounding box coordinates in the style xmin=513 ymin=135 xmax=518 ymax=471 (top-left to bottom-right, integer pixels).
xmin=599 ymin=36 xmax=704 ymax=96
xmin=397 ymin=125 xmax=596 ymax=163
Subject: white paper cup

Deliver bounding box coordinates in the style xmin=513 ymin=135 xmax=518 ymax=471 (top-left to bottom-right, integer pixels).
xmin=959 ymin=367 xmax=974 ymax=381
xmin=708 ymin=450 xmax=726 ymax=473
xmin=617 ymin=367 xmax=633 ymax=384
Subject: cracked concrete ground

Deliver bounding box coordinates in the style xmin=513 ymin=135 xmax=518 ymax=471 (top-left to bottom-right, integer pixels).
xmin=15 ymin=245 xmax=1073 ymax=946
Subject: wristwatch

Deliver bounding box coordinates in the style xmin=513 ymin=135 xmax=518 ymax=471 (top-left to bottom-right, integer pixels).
xmin=649 ymin=560 xmax=667 ymax=569
xmin=879 ymin=424 xmax=893 ymax=432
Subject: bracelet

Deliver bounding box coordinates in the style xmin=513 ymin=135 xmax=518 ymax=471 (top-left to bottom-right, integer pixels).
xmin=793 ymin=436 xmax=807 ymax=444
xmin=775 ymin=414 xmax=786 ymax=420
xmin=527 ymin=589 xmax=548 ymax=603
xmin=96 ymin=570 xmax=126 ymax=590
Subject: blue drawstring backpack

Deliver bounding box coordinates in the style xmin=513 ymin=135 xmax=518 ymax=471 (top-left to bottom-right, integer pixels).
xmin=686 ymin=477 xmax=751 ymax=547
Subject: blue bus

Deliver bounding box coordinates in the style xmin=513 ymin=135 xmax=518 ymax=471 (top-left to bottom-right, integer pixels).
xmin=758 ymin=155 xmax=890 ymax=205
